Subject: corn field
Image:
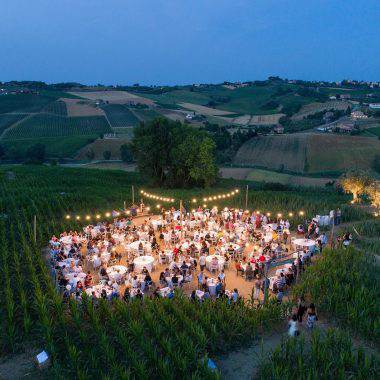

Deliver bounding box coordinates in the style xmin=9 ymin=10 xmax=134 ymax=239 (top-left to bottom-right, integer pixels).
xmin=0 ymin=165 xmax=296 ymax=378
xmin=293 ymin=248 xmax=380 ymax=342
xmin=257 ymin=328 xmax=379 ymax=379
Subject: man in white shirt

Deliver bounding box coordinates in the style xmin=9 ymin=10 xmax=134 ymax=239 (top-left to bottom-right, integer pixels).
xmin=199 ymin=254 xmax=206 ymax=271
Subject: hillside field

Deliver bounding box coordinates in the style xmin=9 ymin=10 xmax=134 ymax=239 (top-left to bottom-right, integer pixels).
xmin=75 ymin=138 xmax=131 ymax=160
xmin=234 ymin=133 xmax=380 ymax=175
xmin=2 ymin=114 xmax=111 ymax=139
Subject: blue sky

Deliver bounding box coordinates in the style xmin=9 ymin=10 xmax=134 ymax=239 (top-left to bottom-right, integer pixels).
xmin=1 ymin=0 xmax=379 ymax=85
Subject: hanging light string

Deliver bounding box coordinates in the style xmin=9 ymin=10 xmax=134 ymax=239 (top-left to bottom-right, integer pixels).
xmin=64 ymin=208 xmax=151 ymax=221
xmin=199 ymin=188 xmax=240 ymax=203
xmin=140 ymin=190 xmax=175 ymax=203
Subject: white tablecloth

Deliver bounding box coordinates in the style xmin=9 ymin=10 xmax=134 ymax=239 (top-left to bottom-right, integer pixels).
xmin=60 ymin=236 xmax=72 ymax=245
xmin=151 ymin=220 xmax=163 ymax=230
xmin=106 ymin=265 xmax=127 ymax=281
xmin=134 ymin=255 xmax=155 ymax=272
xmin=207 ymin=278 xmax=217 ymax=296
xmin=293 ymin=239 xmax=316 ymax=250
xmin=205 ymin=255 xmax=225 ymax=271
xmin=129 ymin=241 xmax=151 ymax=253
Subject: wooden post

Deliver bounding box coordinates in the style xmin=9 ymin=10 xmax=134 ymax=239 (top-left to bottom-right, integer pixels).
xmin=179 ymin=200 xmax=183 ymax=240
xmin=132 ymin=186 xmax=135 ymax=205
xmin=123 ymin=200 xmax=126 ymax=211
xmin=245 ymin=185 xmax=249 ymax=210
xmin=33 ymin=215 xmax=37 ymax=244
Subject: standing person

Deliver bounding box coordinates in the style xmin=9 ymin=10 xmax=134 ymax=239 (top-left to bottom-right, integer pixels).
xmin=253 ymin=279 xmax=261 ymax=301
xmin=296 ymin=296 xmax=306 ymax=323
xmin=329 ymin=209 xmax=335 ymax=226
xmin=306 ymin=303 xmax=318 ymax=330
xmin=197 ymin=270 xmax=204 ymax=290
xmin=199 ymin=253 xmax=206 ymax=272
xmin=288 ymin=314 xmax=299 ymax=337
xmin=336 ymin=208 xmax=341 ymax=225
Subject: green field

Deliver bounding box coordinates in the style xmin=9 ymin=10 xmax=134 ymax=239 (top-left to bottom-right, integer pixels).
xmin=0 ymin=113 xmax=27 ymax=134
xmin=42 ymin=99 xmax=68 ymax=116
xmin=132 ymin=83 xmax=325 ymax=115
xmin=234 ymin=133 xmax=380 ymax=175
xmin=0 ymin=165 xmax=374 ymax=378
xmin=0 ymin=91 xmax=74 ymax=114
xmin=245 ymin=168 xmax=332 ymax=187
xmin=2 ymin=114 xmax=111 ymax=139
xmin=133 ymin=108 xmax=162 ymax=122
xmin=102 ymin=104 xmax=140 ymax=128
xmin=2 ymin=136 xmax=98 ymax=158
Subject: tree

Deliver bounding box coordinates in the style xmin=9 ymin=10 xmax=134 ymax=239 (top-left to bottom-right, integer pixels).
xmin=132 ymin=117 xmax=218 ymax=187
xmin=103 ymin=150 xmax=111 ymax=160
xmin=26 ymin=143 xmax=45 ymax=163
xmin=339 ymin=170 xmax=372 ymax=202
xmin=120 ymin=144 xmax=134 ymax=163
xmin=131 ymin=117 xmax=174 ymax=185
xmin=85 ymin=149 xmax=95 ymax=160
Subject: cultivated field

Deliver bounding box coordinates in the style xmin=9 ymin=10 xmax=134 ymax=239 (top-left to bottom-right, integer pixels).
xmin=2 ymin=114 xmax=111 ymax=139
xmin=234 ymin=133 xmax=380 ymax=174
xmin=61 ymin=98 xmax=104 ymax=117
xmin=0 ymin=113 xmax=27 ymax=135
xmin=69 ymin=90 xmax=154 ymax=105
xmin=220 ymin=167 xmax=332 ymax=187
xmin=42 ymin=100 xmax=68 ymax=116
xmin=291 ymin=100 xmax=351 ymax=121
xmin=245 ymin=169 xmax=332 ymax=187
xmin=75 ymin=138 xmax=131 ymax=160
xmin=102 ymin=104 xmax=140 ymax=128
xmin=179 ymin=102 xmax=234 ymax=116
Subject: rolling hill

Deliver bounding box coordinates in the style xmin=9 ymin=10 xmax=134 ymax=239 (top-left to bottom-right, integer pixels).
xmin=234 ymin=132 xmax=380 ymax=175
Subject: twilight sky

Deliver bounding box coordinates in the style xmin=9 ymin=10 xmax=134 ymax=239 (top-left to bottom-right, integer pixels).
xmin=1 ymin=0 xmax=379 ymax=85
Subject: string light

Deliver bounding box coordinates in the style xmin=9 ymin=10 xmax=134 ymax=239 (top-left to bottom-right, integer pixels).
xmin=199 ymin=189 xmax=239 ymax=203
xmin=85 ymin=215 xmax=91 ymax=220
xmin=288 ymin=212 xmax=293 ymax=217
xmin=140 ymin=190 xmax=175 ymax=202
xmin=65 ymin=215 xmax=70 ymax=220
xmin=76 ymin=216 xmax=80 ymax=220
xmin=299 ymin=211 xmax=305 ymax=216
xmin=192 ymin=198 xmax=197 ymax=203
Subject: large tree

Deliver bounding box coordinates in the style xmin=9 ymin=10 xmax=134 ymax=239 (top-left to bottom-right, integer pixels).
xmin=132 ymin=117 xmax=218 ymax=187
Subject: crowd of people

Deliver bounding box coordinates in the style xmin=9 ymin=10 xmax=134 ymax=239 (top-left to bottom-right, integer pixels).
xmin=48 ymin=206 xmax=327 ymax=308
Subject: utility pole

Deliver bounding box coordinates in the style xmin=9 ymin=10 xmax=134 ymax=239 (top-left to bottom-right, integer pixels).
xmin=245 ymin=185 xmax=249 ymax=210
xmin=179 ymin=200 xmax=183 ymax=240
xmin=33 ymin=215 xmax=37 ymax=244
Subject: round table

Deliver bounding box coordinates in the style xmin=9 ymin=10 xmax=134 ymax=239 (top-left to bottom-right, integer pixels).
xmin=60 ymin=236 xmax=72 ymax=245
xmin=205 ymin=254 xmax=225 ymax=271
xmin=293 ymin=238 xmax=316 ymax=251
xmin=129 ymin=241 xmax=151 ymax=253
xmin=220 ymin=244 xmax=240 ymax=254
xmin=66 ymin=272 xmax=86 ymax=287
xmin=112 ymin=233 xmax=125 ymax=244
xmin=134 ymin=255 xmax=155 ymax=272
xmin=151 ymin=220 xmax=163 ymax=230
xmin=106 ymin=265 xmax=127 ymax=281
xmin=207 ymin=278 xmax=217 ymax=296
